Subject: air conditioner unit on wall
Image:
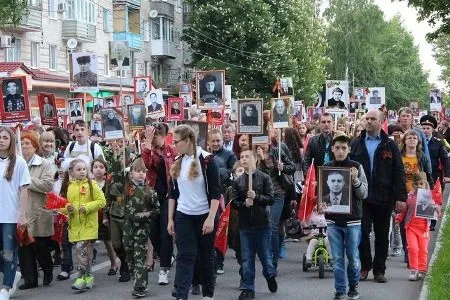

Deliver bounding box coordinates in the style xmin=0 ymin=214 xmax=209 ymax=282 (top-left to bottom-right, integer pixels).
xmin=0 ymin=36 xmax=12 ymax=48
xmin=58 ymin=2 xmax=67 ymax=13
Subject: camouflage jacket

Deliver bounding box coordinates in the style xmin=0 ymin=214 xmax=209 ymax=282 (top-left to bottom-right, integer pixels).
xmin=124 ymin=183 xmax=159 ymax=223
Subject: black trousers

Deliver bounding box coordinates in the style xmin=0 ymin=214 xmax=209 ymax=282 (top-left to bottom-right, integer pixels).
xmin=359 ymin=202 xmax=392 ymax=275
xmin=174 ymin=211 xmax=215 ymax=300
xmin=18 ymin=236 xmax=53 ymax=284
xmin=61 ymin=222 xmax=73 ymax=273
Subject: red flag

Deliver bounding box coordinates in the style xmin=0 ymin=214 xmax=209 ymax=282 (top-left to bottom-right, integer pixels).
xmin=297 ymin=161 xmax=317 ymax=221
xmin=45 ymin=192 xmax=68 ymax=210
xmin=214 ymin=202 xmax=232 ymax=256
xmin=432 ymin=179 xmax=442 ymax=206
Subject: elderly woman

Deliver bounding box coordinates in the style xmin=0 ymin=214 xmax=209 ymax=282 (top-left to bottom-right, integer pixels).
xmin=40 ymin=131 xmax=58 ymax=161
xmin=17 ymin=131 xmax=55 ymax=290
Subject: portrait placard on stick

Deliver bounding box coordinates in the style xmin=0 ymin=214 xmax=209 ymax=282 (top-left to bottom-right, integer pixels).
xmin=134 ymin=76 xmax=151 ymax=104
xmin=101 ymin=108 xmax=124 ymax=140
xmin=67 ymin=98 xmax=84 ymax=121
xmin=38 ymin=92 xmax=58 ymax=126
xmin=271 ymin=97 xmax=291 ymax=129
xmin=109 ymin=41 xmax=130 ymax=70
xmin=70 ymin=52 xmax=99 ymax=92
xmin=167 ymin=98 xmax=184 ymax=121
xmin=325 ymin=80 xmax=349 ymax=110
xmin=207 ymin=108 xmax=224 ymax=126
xmin=196 ymin=70 xmax=225 ymax=108
xmin=146 ymin=89 xmax=165 ymax=119
xmin=128 ymin=104 xmax=145 ymax=130
xmin=0 ymin=77 xmax=31 ymax=123
xmin=415 ymin=189 xmax=436 ymax=220
xmin=237 ymin=99 xmax=263 ymax=134
xmin=319 ymin=166 xmax=352 ymax=215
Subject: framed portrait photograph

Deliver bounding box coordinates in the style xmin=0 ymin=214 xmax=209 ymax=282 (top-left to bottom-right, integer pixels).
xmin=271 ymin=97 xmax=291 ymax=128
xmin=121 ymin=94 xmax=134 ymax=107
xmin=180 ymin=92 xmax=192 ymax=108
xmin=294 ymin=100 xmax=303 ymax=120
xmin=196 ymin=70 xmax=225 ymax=108
xmin=38 ymin=92 xmax=57 ymax=126
xmin=167 ymin=98 xmax=184 ymax=121
xmin=145 ymin=88 xmax=165 ymax=118
xmin=365 ymin=87 xmax=385 ymax=110
xmin=415 ymin=189 xmax=436 ymax=220
xmin=90 ymin=119 xmax=103 ymax=138
xmin=101 ymin=108 xmax=124 ymax=140
xmin=207 ymin=108 xmax=225 ymax=126
xmin=353 ymin=87 xmax=367 ymax=102
xmin=181 ymin=120 xmax=208 ymax=150
xmin=349 ymin=101 xmax=359 ymax=114
xmin=237 ymin=99 xmax=263 ymax=134
xmin=134 ymin=76 xmax=151 ymax=104
xmin=279 ymin=77 xmax=294 ymax=96
xmin=127 ymin=104 xmax=145 ymax=130
xmin=104 ymin=96 xmax=119 ymax=108
xmin=109 ymin=41 xmax=130 ymax=70
xmin=319 ymin=167 xmax=352 ymax=215
xmin=179 ymin=83 xmax=192 ymax=94
xmin=93 ymin=98 xmax=103 ymax=113
xmin=57 ymin=108 xmax=67 ymax=116
xmin=70 ymin=52 xmax=99 ymax=92
xmin=307 ymin=106 xmax=324 ymax=122
xmin=67 ymin=98 xmax=84 ymax=121
xmin=0 ymin=77 xmax=31 ymax=123
xmin=355 ymin=109 xmax=365 ymax=121
xmin=430 ymin=89 xmax=442 ymax=112
xmin=325 ymin=80 xmax=349 ymax=110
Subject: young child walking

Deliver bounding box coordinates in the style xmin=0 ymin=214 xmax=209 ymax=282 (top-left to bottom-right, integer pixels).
xmin=396 ymin=172 xmax=440 ymax=281
xmin=123 ymin=158 xmax=159 ymax=298
xmin=58 ymin=158 xmax=106 ymax=291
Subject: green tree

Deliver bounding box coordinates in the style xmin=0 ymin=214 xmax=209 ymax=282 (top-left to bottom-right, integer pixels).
xmin=183 ymin=0 xmax=328 ymax=104
xmin=0 ymin=0 xmax=28 ymax=27
xmin=432 ymin=35 xmax=450 ymax=86
xmin=398 ymin=0 xmax=450 ymax=40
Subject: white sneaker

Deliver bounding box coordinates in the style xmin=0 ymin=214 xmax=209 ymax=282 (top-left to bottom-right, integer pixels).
xmin=158 ymin=270 xmax=169 ymax=285
xmin=201 ymin=297 xmax=214 ymax=300
xmin=409 ymin=270 xmax=419 ymax=281
xmin=8 ymin=272 xmax=21 ymax=298
xmin=0 ymin=289 xmax=10 ymax=300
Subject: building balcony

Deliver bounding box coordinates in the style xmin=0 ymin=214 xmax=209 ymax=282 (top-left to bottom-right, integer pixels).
xmin=3 ymin=6 xmax=42 ymax=33
xmin=113 ymin=32 xmax=143 ymax=51
xmin=151 ymin=40 xmax=176 ymax=58
xmin=151 ymin=1 xmax=174 ymax=18
xmin=112 ymin=0 xmax=140 ymax=9
xmin=62 ymin=20 xmax=96 ymax=43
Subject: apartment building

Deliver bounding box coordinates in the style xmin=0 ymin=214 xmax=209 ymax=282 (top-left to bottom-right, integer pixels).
xmin=0 ymin=0 xmax=189 ymax=116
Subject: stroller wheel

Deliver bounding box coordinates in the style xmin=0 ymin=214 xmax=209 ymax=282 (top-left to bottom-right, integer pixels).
xmin=302 ymin=253 xmax=308 ymax=272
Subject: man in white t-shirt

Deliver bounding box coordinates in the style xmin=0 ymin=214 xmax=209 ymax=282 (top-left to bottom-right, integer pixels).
xmin=64 ymin=120 xmax=104 ymax=163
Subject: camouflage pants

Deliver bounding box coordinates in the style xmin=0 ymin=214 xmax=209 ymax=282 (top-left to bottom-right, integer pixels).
xmin=123 ymin=221 xmax=149 ymax=289
xmin=75 ymin=240 xmax=94 ymax=276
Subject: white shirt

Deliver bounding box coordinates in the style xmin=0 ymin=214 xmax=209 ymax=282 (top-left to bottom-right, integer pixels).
xmin=63 ymin=140 xmax=104 ymax=164
xmin=223 ymin=140 xmax=233 ymax=151
xmin=176 ymin=147 xmax=210 ymax=215
xmin=0 ymin=156 xmax=31 ymax=223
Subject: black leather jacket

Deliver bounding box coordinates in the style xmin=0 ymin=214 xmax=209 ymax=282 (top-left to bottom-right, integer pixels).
xmin=231 ymin=170 xmax=274 ymax=230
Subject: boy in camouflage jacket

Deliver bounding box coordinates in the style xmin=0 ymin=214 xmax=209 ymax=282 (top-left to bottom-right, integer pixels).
xmin=123 ymin=158 xmax=159 ymax=298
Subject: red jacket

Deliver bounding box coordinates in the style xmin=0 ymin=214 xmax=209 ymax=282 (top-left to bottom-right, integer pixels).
xmin=141 ymin=144 xmax=176 ymax=189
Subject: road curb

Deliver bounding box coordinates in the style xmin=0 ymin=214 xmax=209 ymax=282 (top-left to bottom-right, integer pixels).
xmin=419 ymin=193 xmax=450 ymax=300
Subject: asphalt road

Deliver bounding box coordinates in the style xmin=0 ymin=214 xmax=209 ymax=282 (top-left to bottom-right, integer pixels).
xmin=11 ymin=186 xmax=449 ymax=300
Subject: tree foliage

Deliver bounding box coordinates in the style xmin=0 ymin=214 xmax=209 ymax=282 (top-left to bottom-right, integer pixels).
xmin=398 ymin=0 xmax=450 ymax=40
xmin=0 ymin=0 xmax=28 ymax=27
xmin=432 ymin=35 xmax=450 ymax=86
xmin=325 ymin=0 xmax=429 ymax=110
xmin=183 ymin=0 xmax=328 ymax=104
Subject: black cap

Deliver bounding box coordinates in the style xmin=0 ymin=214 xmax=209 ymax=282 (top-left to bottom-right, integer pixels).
xmin=332 ymin=87 xmax=343 ymax=95
xmin=420 ymin=115 xmax=437 ymax=129
xmin=76 ymin=55 xmax=91 ymax=64
xmin=203 ymin=74 xmax=216 ymax=83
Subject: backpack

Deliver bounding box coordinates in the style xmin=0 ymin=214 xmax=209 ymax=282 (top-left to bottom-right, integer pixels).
xmin=69 ymin=141 xmax=96 ymax=160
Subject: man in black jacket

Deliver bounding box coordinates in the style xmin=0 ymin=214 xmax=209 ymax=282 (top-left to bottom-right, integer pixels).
xmin=232 ymin=150 xmax=277 ymax=300
xmin=303 ymin=113 xmax=335 ymax=174
xmin=350 ymin=109 xmax=407 ymax=283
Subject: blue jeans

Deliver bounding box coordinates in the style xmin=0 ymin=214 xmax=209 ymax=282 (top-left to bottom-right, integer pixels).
xmin=328 ymin=224 xmax=361 ymax=294
xmin=0 ymin=223 xmax=18 ymax=288
xmin=240 ymin=228 xmax=276 ymax=292
xmin=269 ymin=193 xmax=284 ymax=270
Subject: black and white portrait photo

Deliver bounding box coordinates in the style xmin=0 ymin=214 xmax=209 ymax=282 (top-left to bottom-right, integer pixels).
xmin=319 ymin=167 xmax=352 ymax=214
xmin=91 ymin=120 xmax=102 ymax=137
xmin=179 ymin=83 xmax=192 ymax=94
xmin=145 ymin=89 xmax=164 ymax=114
xmin=349 ymin=101 xmax=359 ymax=114
xmin=271 ymin=97 xmax=291 ymax=128
xmin=38 ymin=92 xmax=57 ymax=126
xmin=122 ymin=94 xmax=134 ymax=107
xmin=128 ymin=104 xmax=145 ymax=130
xmin=93 ymin=98 xmax=103 ymax=113
xmin=237 ymin=99 xmax=263 ymax=134
xmin=354 ymin=88 xmax=366 ymax=101
xmin=430 ymin=89 xmax=442 ymax=112
xmin=197 ymin=70 xmax=225 ymax=107
xmin=326 ymin=80 xmax=349 ymax=109
xmin=109 ymin=41 xmax=130 ymax=70
xmin=67 ymin=99 xmax=84 ymax=120
xmin=2 ymin=78 xmax=25 ymax=113
xmin=294 ymin=101 xmax=303 ymax=119
xmin=366 ymin=87 xmax=385 ymax=110
xmin=415 ymin=189 xmax=436 ymax=220
xmin=70 ymin=52 xmax=98 ymax=92
xmin=180 ymin=93 xmax=192 ymax=108
xmin=280 ymin=77 xmax=294 ymax=96
xmin=101 ymin=108 xmax=124 ymax=140
xmin=104 ymin=97 xmax=117 ymax=108
xmin=134 ymin=76 xmax=151 ymax=103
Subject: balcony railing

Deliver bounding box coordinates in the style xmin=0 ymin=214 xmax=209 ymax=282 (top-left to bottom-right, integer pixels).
xmin=113 ymin=32 xmax=143 ymax=51
xmin=112 ymin=0 xmax=140 ymax=9
xmin=62 ymin=20 xmax=96 ymax=43
xmin=3 ymin=6 xmax=42 ymax=32
xmin=151 ymin=40 xmax=176 ymax=58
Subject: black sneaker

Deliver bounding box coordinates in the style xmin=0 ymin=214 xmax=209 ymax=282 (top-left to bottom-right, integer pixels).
xmin=347 ymin=285 xmax=360 ymax=299
xmin=119 ymin=272 xmax=131 ymax=282
xmin=191 ymin=284 xmax=200 ymax=295
xmin=333 ymin=292 xmax=346 ymax=300
xmin=266 ymin=276 xmax=278 ymax=293
xmin=238 ymin=289 xmax=255 ymax=300
xmin=132 ymin=287 xmax=147 ymax=298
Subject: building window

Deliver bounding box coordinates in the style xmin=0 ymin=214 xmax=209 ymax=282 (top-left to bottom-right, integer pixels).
xmin=103 ymin=8 xmax=112 ymax=32
xmin=48 ymin=0 xmax=57 ymax=19
xmin=152 ymin=17 xmax=174 ymax=41
xmin=65 ymin=50 xmax=70 ymax=72
xmin=143 ymin=20 xmax=150 ymax=42
xmin=6 ymin=39 xmax=21 ymax=62
xmin=31 ymin=42 xmax=40 ymax=68
xmin=104 ymin=54 xmax=109 ymax=76
xmin=28 ymin=0 xmax=41 ymax=7
xmin=49 ymin=45 xmax=57 ymax=70
xmin=66 ymin=0 xmax=95 ymax=24
xmin=116 ymin=69 xmax=127 ymax=78
xmin=152 ymin=64 xmax=162 ymax=83
xmin=152 ymin=18 xmax=160 ymax=40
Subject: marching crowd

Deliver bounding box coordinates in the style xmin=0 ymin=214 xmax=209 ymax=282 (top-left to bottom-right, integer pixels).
xmin=0 ymin=105 xmax=447 ymax=300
